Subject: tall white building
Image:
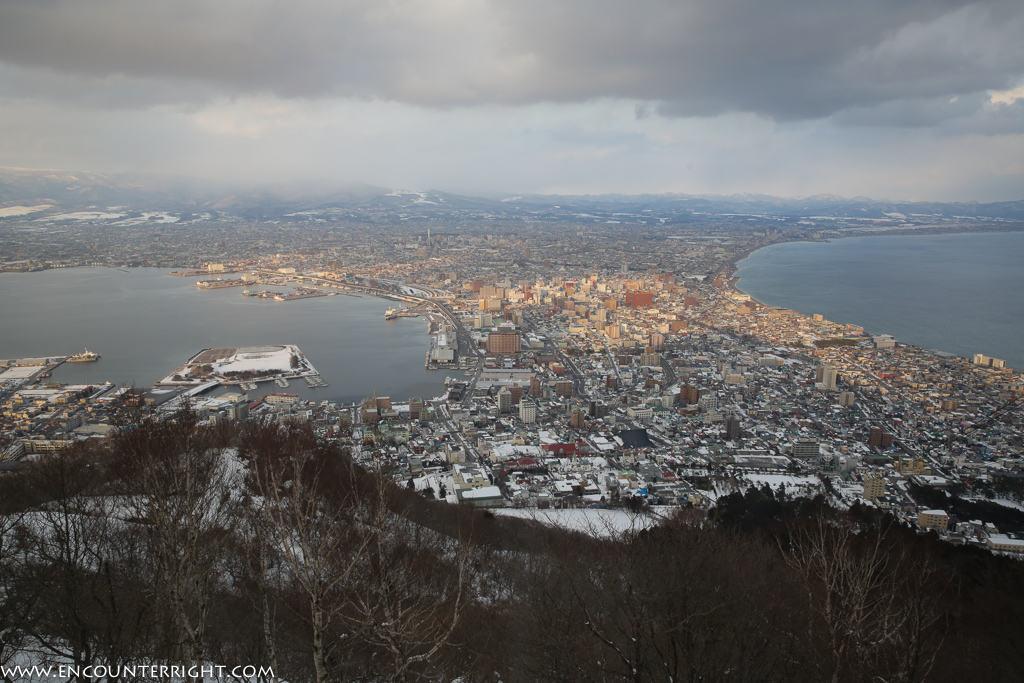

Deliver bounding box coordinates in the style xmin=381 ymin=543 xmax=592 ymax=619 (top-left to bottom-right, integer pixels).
xmin=497 ymin=387 xmax=512 ymax=413
xmin=817 ymin=364 xmax=838 ymax=391
xmin=519 ymin=398 xmax=537 ymax=423
xmin=698 ymin=393 xmax=718 ymax=413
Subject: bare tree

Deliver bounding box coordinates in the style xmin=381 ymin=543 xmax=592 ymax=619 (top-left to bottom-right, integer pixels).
xmin=780 ymin=515 xmax=951 ymax=683
xmin=229 ymin=498 xmax=283 ymax=683
xmin=241 ymin=421 xmax=371 ymax=683
xmin=111 ymin=407 xmax=237 ymax=670
xmin=341 ymin=469 xmax=471 ymax=683
xmin=11 ymin=444 xmax=152 ymax=682
xmin=512 ymin=510 xmax=794 ymax=683
xmin=0 ymin=507 xmax=31 ymax=683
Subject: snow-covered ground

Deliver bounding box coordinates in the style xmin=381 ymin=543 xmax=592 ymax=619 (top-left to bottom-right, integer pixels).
xmin=37 ymin=211 xmax=126 ymax=221
xmin=494 ymin=508 xmax=660 ymax=537
xmin=708 ymin=472 xmax=825 ymax=503
xmin=114 ymin=212 xmax=180 ymax=225
xmin=214 ymin=346 xmax=296 ymax=374
xmin=156 ymin=345 xmax=317 ymax=385
xmin=972 ymin=497 xmax=1024 ymax=512
xmin=0 ymin=204 xmax=50 ymax=217
xmin=736 ymin=473 xmax=823 ymax=491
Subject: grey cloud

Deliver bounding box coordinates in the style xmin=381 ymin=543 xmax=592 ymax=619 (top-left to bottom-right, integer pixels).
xmin=940 ymin=99 xmax=1024 ymax=135
xmin=0 ymin=64 xmax=224 ymax=110
xmin=0 ymin=0 xmax=1022 ymax=123
xmin=833 ymin=92 xmax=995 ymax=129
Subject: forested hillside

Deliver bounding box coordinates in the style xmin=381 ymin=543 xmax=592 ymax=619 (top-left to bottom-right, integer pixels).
xmin=1 ymin=411 xmax=1022 ymax=682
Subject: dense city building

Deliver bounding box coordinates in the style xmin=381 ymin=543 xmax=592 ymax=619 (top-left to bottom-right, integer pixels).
xmin=2 ymin=204 xmax=1023 ymax=561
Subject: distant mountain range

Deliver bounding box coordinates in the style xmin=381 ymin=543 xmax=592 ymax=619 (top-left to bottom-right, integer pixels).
xmin=2 ymin=166 xmax=1023 ymax=224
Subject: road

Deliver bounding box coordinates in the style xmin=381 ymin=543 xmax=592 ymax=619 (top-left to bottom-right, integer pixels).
xmin=431 ymin=397 xmax=480 ymax=463
xmin=553 ymin=342 xmax=589 ymax=399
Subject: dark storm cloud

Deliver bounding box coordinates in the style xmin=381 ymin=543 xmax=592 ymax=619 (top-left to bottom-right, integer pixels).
xmin=831 ymin=92 xmax=1024 ymax=133
xmin=0 ymin=0 xmax=1022 ymax=122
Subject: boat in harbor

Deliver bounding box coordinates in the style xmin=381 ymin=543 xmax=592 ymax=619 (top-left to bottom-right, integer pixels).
xmin=304 ymin=374 xmax=329 ymax=388
xmin=67 ymin=349 xmax=100 ymax=362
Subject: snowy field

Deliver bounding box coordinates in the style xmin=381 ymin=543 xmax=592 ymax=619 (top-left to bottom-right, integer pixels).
xmin=115 ymin=211 xmax=181 ymax=226
xmin=494 ymin=508 xmax=661 ymax=537
xmin=736 ymin=473 xmax=824 ymax=491
xmin=215 ymin=346 xmax=296 ymax=374
xmin=972 ymin=497 xmax=1024 ymax=512
xmin=0 ymin=204 xmax=50 ymax=217
xmin=709 ymin=472 xmax=825 ymax=502
xmin=157 ymin=345 xmax=315 ymax=385
xmin=38 ymin=211 xmax=126 ymax=221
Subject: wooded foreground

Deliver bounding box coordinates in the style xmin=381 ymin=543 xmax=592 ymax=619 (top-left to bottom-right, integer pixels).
xmin=1 ymin=411 xmax=1022 ymax=683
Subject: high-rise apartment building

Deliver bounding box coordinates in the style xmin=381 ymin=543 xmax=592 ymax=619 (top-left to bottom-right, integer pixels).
xmin=816 ymin=364 xmax=838 ymax=390
xmin=486 ymin=331 xmax=521 ymax=354
xmin=624 ymin=291 xmax=654 ymax=307
xmin=497 ymin=387 xmax=512 ymax=413
xmin=724 ymin=415 xmax=741 ymax=441
xmin=698 ymin=393 xmax=718 ymax=413
xmin=680 ymin=385 xmax=701 ymax=405
xmin=409 ymin=397 xmax=424 ymax=420
xmin=640 ymin=353 xmax=661 ymax=367
xmin=869 ymin=427 xmax=894 ymax=448
xmin=519 ymin=399 xmax=537 ymax=423
xmin=863 ymin=475 xmax=886 ymax=501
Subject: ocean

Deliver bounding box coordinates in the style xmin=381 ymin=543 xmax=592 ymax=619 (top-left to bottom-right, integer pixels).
xmin=0 ymin=268 xmax=451 ymax=403
xmin=735 ymin=231 xmax=1024 ymax=370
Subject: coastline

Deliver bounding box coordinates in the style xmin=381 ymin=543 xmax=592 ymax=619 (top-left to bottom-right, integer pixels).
xmin=726 ymin=240 xmax=809 ymax=308
xmin=726 ymin=231 xmax=1024 ymax=371
xmin=723 ymin=223 xmax=1024 ymax=284
xmin=0 ymin=268 xmax=451 ymax=402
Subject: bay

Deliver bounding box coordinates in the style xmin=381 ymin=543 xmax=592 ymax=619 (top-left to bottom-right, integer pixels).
xmin=0 ymin=268 xmax=451 ymax=403
xmin=735 ymin=231 xmax=1024 ymax=371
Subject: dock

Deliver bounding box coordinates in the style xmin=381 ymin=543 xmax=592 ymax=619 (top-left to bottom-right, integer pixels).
xmin=273 ymin=288 xmax=329 ymax=301
xmin=273 ymin=293 xmax=328 ymax=301
xmin=386 ymin=305 xmax=430 ymax=320
xmin=304 ymin=374 xmax=329 ymax=388
xmin=193 ymin=279 xmax=249 ymax=289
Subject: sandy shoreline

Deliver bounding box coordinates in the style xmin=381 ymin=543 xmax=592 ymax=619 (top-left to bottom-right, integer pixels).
xmin=718 ymin=231 xmax=1024 ymax=370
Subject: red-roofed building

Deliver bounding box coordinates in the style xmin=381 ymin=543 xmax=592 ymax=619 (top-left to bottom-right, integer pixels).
xmin=625 ymin=291 xmax=654 ymax=307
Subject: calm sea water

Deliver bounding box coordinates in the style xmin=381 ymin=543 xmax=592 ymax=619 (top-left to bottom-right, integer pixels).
xmin=0 ymin=268 xmax=451 ymax=403
xmin=735 ymin=231 xmax=1024 ymax=371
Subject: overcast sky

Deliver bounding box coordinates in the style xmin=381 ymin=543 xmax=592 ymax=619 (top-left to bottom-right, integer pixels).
xmin=1 ymin=0 xmax=1023 ymax=201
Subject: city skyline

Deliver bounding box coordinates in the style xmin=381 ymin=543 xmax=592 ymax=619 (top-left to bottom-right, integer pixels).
xmin=1 ymin=0 xmax=1023 ymax=202
xmin=4 ymin=3 xmax=1024 ymax=677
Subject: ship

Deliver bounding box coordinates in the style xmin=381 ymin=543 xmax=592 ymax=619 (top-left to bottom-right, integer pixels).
xmin=68 ymin=349 xmax=100 ymax=362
